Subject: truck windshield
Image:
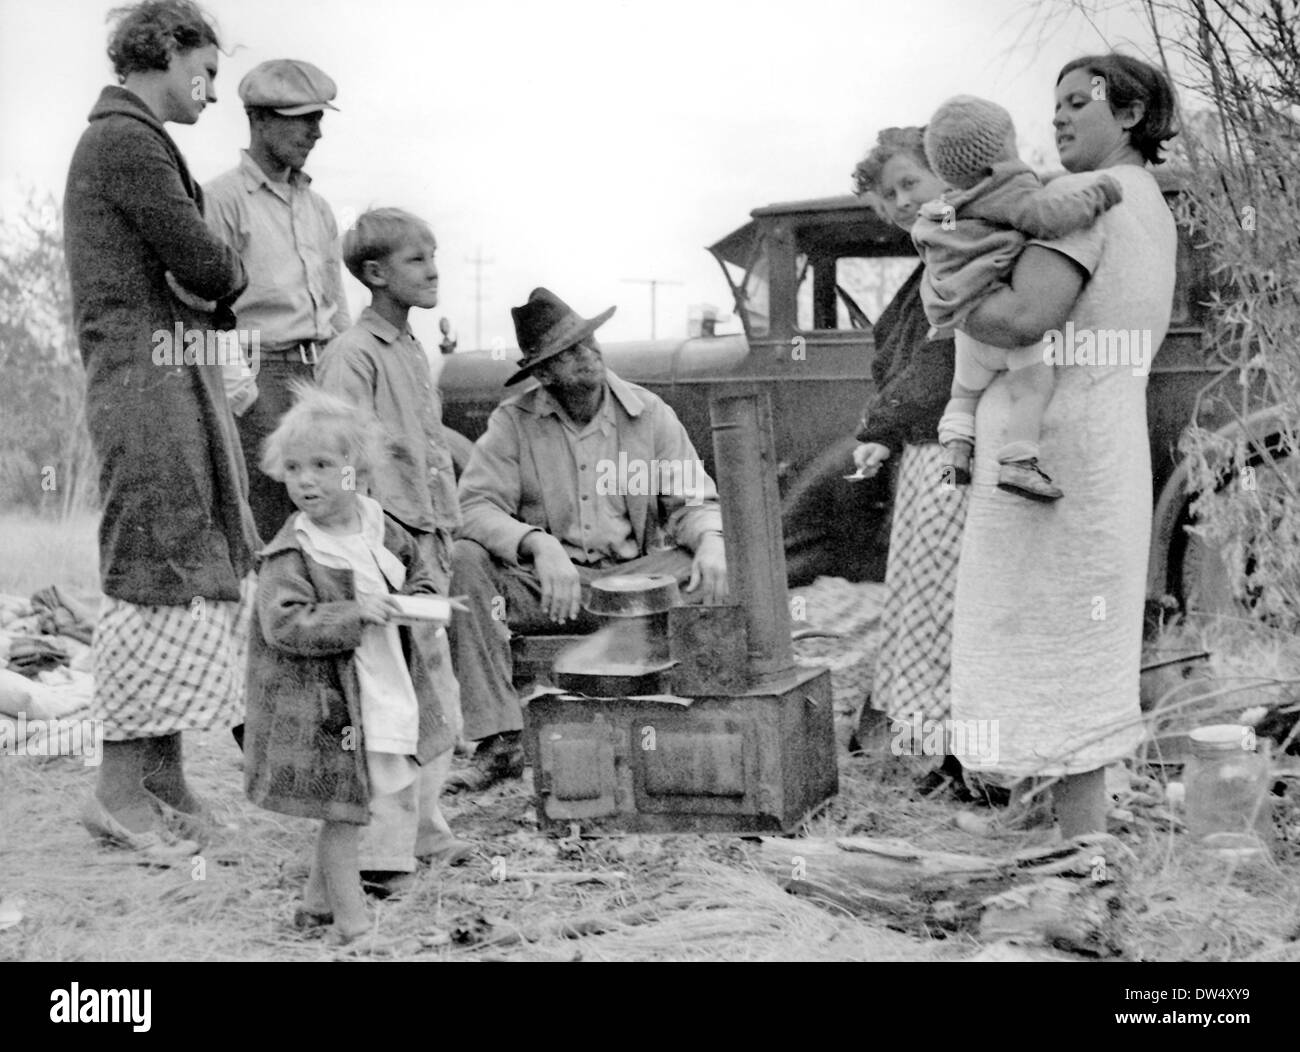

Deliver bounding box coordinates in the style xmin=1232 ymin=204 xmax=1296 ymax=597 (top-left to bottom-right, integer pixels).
xmin=796 ymin=252 xmax=915 ymax=332
xmin=709 ymin=220 xmax=770 ymax=339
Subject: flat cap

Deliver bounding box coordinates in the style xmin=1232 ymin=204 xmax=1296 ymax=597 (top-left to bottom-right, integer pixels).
xmin=238 ymin=59 xmax=339 ymax=116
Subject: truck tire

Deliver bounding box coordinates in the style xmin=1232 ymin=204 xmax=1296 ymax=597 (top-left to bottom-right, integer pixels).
xmin=1171 ymin=451 xmax=1300 ymax=620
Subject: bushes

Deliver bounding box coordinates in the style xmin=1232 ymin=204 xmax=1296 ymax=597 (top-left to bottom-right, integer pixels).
xmin=0 ymin=195 xmax=97 ymax=515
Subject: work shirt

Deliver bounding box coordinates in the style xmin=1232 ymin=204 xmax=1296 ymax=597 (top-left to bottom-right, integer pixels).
xmin=457 ymin=369 xmax=722 ymax=568
xmin=542 ymin=386 xmax=639 ymax=564
xmin=316 ymin=307 xmax=461 ymax=535
xmin=204 ymin=150 xmax=351 ymax=348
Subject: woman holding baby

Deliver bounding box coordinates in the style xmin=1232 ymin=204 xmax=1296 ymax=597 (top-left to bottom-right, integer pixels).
xmin=948 ymin=54 xmax=1179 ymax=835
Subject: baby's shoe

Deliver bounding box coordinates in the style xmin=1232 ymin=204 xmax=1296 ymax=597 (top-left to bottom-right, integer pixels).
xmin=941 ymin=440 xmax=973 ymax=488
xmin=997 ymin=458 xmax=1063 ymax=502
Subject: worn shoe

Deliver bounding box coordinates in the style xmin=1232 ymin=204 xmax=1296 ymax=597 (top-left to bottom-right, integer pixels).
xmin=293 ymin=906 xmax=334 ymax=930
xmin=416 ymin=834 xmax=476 ymax=867
xmin=80 ymin=796 xmax=200 ymax=864
xmin=360 ymin=871 xmax=419 ymax=899
xmin=941 ymin=440 xmax=973 ymax=488
xmin=997 ymin=458 xmax=1063 ymax=502
xmin=444 ymin=732 xmax=525 ymax=794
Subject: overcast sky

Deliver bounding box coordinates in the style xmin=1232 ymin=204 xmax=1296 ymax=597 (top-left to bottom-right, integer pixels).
xmin=1 ymin=0 xmax=1159 ymax=358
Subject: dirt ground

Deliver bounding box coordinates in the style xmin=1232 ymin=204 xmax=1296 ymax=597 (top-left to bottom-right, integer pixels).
xmin=2 ymin=523 xmax=1298 ymax=962
xmin=3 ymin=715 xmax=1298 ymax=962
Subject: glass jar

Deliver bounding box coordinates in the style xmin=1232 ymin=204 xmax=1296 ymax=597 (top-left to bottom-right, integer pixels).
xmin=1183 ymin=723 xmax=1272 ymax=858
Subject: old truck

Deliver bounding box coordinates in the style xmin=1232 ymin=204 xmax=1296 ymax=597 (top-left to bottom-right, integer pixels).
xmin=439 ymin=173 xmax=1259 ymax=615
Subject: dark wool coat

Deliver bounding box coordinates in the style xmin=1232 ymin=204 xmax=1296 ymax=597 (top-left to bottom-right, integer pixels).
xmin=63 ymin=87 xmax=255 ymax=605
xmin=243 ymin=513 xmax=457 ymax=824
xmin=854 ymin=263 xmax=957 ymax=454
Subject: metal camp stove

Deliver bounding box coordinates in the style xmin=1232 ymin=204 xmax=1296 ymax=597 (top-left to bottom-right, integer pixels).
xmin=523 ymin=387 xmax=838 ymax=834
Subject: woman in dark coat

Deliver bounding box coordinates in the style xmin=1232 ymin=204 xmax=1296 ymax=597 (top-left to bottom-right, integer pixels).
xmin=849 ymin=128 xmax=969 ymax=757
xmin=63 ymin=0 xmax=253 ymax=850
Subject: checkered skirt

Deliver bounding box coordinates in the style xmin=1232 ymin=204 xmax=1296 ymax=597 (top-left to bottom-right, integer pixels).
xmin=91 ymin=575 xmax=255 ymax=740
xmin=871 ymin=442 xmax=968 ymax=721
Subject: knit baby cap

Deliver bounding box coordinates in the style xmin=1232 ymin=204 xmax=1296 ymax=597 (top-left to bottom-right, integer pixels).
xmin=925 ymin=95 xmax=1017 ymax=190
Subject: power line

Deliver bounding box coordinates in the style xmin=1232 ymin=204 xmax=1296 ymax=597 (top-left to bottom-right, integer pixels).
xmin=465 ymin=247 xmax=494 ymax=350
xmin=621 ymin=278 xmax=683 ymax=340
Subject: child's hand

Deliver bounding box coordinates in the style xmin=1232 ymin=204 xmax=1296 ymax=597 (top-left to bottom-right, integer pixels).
xmin=357 ymin=593 xmax=401 ymax=626
xmin=1097 ymin=173 xmax=1124 ymax=209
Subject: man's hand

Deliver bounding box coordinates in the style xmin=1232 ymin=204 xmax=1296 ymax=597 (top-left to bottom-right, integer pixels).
xmin=852 ymin=442 xmax=891 ymax=479
xmin=685 ymin=533 xmax=728 ymax=604
xmin=521 ymin=532 xmax=582 ymax=622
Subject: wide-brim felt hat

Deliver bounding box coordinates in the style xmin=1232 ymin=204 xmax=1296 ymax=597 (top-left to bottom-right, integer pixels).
xmin=505 ymin=287 xmax=615 ymax=386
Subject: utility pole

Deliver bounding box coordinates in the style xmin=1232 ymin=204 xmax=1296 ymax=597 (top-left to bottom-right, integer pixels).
xmin=465 ymin=247 xmax=494 ymax=350
xmin=621 ymin=278 xmax=683 ymax=340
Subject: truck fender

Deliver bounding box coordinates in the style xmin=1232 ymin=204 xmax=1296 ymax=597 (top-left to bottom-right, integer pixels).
xmin=1147 ymin=406 xmax=1290 ymax=604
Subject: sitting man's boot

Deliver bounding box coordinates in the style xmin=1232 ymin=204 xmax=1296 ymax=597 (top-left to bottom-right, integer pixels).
xmin=445 ymin=731 xmax=525 ymax=793
xmin=996 ymin=458 xmax=1063 ymax=502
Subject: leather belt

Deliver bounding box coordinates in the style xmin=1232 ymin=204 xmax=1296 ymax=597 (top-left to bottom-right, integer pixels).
xmin=256 ymin=340 xmax=322 ymax=365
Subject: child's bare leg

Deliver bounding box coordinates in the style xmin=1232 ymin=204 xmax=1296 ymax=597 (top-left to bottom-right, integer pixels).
xmin=303 ymin=832 xmax=332 ymax=915
xmin=414 ymin=749 xmax=474 ymax=864
xmin=995 ymin=359 xmax=1055 ymax=463
xmin=316 ymin=820 xmax=368 ymax=938
xmin=938 ymin=383 xmax=981 ymax=487
xmin=939 ymin=382 xmax=981 ymax=441
xmin=995 ymin=359 xmax=1062 ymax=501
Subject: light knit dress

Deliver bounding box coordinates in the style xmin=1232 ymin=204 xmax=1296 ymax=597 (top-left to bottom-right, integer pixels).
xmin=950 ymin=164 xmax=1176 ymax=780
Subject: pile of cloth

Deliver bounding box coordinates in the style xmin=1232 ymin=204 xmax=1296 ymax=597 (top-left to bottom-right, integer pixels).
xmin=0 ymin=588 xmax=98 ymax=739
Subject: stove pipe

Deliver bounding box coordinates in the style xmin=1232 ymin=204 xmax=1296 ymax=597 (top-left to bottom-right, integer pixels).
xmin=708 ymin=386 xmax=795 ymax=683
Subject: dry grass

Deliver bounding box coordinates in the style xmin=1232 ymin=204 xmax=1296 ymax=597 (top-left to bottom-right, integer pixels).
xmin=0 ymin=511 xmax=99 ymax=599
xmin=5 ymin=732 xmax=1296 ymax=962
xmin=2 ymin=513 xmax=1298 ymax=961
xmin=0 ymin=736 xmax=969 ymax=962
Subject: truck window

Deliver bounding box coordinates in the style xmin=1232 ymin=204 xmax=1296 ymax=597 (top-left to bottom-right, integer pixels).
xmin=719 ymin=256 xmax=770 ymax=338
xmin=796 ymin=255 xmax=915 ymax=332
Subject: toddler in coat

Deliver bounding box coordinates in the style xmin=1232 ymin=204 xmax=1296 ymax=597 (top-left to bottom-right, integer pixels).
xmin=912 ymin=95 xmax=1123 ymax=501
xmin=243 ymin=384 xmax=459 ymax=949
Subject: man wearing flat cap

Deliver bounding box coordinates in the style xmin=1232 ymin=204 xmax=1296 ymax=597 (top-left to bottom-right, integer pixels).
xmin=205 ymin=58 xmax=351 ymax=544
xmin=446 ymin=288 xmax=729 ymax=791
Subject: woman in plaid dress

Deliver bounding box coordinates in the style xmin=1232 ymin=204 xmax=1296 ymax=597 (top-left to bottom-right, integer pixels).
xmin=63 ymin=1 xmax=253 ymax=853
xmin=849 ymin=128 xmax=969 ymax=739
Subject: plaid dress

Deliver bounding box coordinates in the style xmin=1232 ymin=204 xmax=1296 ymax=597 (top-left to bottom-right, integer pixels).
xmin=91 ymin=574 xmax=254 ymax=740
xmin=871 ymin=442 xmax=968 ymax=721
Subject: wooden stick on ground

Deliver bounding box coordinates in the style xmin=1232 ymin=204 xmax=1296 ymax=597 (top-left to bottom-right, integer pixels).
xmin=758 ymin=833 xmax=1133 ymax=956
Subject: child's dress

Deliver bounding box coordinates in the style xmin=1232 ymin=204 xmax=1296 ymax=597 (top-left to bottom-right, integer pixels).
xmin=294 ymin=496 xmax=420 ymax=797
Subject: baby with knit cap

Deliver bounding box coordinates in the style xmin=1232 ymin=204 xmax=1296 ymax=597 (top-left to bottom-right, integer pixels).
xmin=912 ymin=95 xmax=1123 ymax=502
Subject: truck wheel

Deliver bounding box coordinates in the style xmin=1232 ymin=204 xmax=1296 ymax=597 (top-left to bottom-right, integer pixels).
xmin=1173 ymin=451 xmax=1300 ymax=620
